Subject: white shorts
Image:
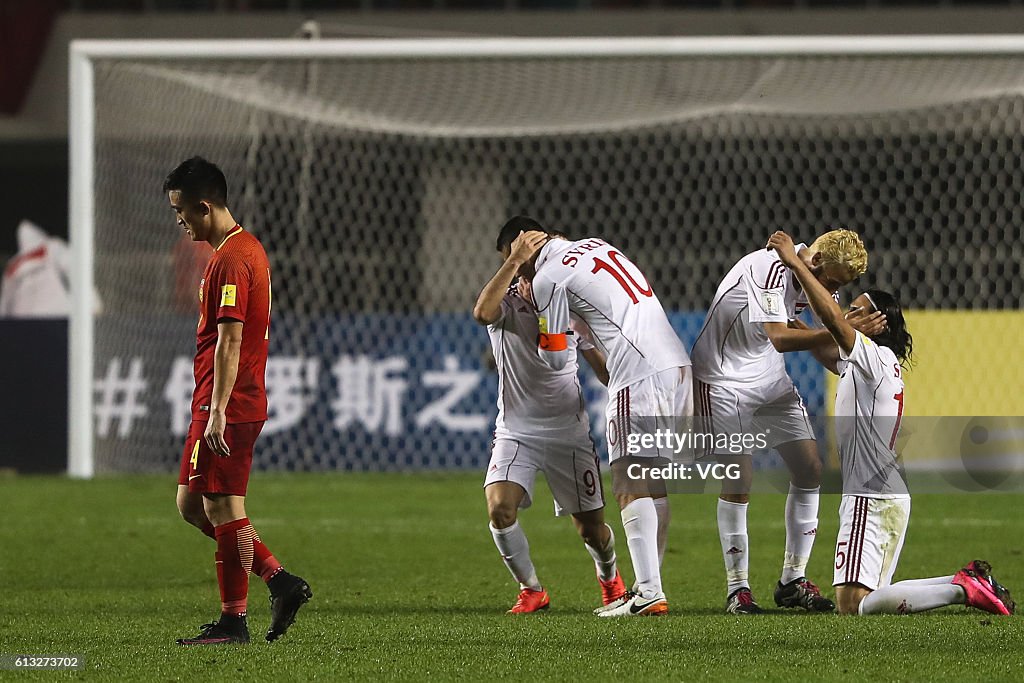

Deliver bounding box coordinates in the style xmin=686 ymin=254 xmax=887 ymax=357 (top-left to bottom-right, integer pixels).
xmin=606 ymin=367 xmax=694 ymax=463
xmin=484 ymin=436 xmax=604 ymax=517
xmin=833 ymin=495 xmax=911 ymax=590
xmin=694 ymin=375 xmax=815 ymax=456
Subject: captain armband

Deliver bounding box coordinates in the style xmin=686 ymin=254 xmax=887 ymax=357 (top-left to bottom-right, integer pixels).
xmin=538 ymin=332 xmax=568 ymax=352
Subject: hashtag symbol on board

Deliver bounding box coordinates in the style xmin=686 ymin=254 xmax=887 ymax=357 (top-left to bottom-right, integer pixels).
xmin=93 ymin=357 xmax=149 ymax=438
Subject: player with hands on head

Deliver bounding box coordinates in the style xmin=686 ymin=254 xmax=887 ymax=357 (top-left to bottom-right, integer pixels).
xmin=692 ymin=226 xmax=881 ymax=615
xmin=520 ymin=217 xmax=692 ymax=618
xmin=474 ymin=220 xmax=625 ymax=614
xmin=768 ymin=230 xmax=1014 ymax=617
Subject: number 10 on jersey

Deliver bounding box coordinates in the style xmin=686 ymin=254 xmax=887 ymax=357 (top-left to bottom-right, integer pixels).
xmin=591 ymin=250 xmax=653 ymax=304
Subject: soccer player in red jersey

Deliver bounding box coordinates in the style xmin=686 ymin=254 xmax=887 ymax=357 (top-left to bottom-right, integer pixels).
xmin=166 ymin=157 xmax=311 ymax=645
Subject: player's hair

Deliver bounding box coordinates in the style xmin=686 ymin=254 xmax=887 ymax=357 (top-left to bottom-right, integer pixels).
xmin=812 ymin=229 xmax=868 ymax=280
xmin=496 ymin=215 xmax=545 ymax=252
xmin=864 ymin=288 xmax=914 ymax=366
xmin=163 ymin=156 xmax=228 ymax=207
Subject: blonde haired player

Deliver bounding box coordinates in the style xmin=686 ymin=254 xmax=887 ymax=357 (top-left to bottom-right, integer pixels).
xmin=474 ymin=221 xmax=627 ymax=614
xmin=691 ymin=228 xmax=876 ymax=615
xmin=526 ymin=218 xmax=692 ymax=618
xmin=768 ymin=230 xmax=1014 ymax=618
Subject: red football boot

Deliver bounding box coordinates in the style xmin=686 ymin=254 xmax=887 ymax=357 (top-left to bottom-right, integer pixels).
xmin=507 ymin=587 xmax=550 ymax=614
xmin=599 ymin=570 xmax=628 ymax=606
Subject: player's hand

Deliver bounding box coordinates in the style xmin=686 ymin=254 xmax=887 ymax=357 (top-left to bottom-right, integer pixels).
xmin=517 ymin=276 xmax=535 ymax=306
xmin=847 ymin=305 xmax=887 ymax=337
xmin=508 ymin=230 xmax=548 ymax=266
xmin=766 ymin=231 xmax=800 ymax=267
xmin=205 ymin=411 xmax=231 ymax=457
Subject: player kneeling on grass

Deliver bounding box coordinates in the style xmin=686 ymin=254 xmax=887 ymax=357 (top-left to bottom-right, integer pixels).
xmin=768 ymin=230 xmax=1015 ymax=618
xmin=474 ymin=226 xmax=627 ymax=614
xmin=165 ymin=158 xmax=312 ymax=645
xmin=690 ymin=228 xmax=882 ymax=615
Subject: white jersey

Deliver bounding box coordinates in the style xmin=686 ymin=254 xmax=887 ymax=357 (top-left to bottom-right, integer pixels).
xmin=691 ymin=245 xmax=813 ymax=389
xmin=531 ymin=238 xmax=690 ymax=396
xmin=487 ymin=284 xmax=593 ymax=444
xmin=834 ymin=332 xmax=908 ymax=498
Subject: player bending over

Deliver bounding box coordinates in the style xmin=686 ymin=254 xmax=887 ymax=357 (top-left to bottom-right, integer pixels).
xmin=691 ymin=227 xmax=883 ymax=615
xmin=166 ymin=157 xmax=312 ymax=645
xmin=523 ymin=217 xmax=692 ymax=618
xmin=768 ymin=230 xmax=1015 ymax=617
xmin=474 ymin=224 xmax=626 ymax=614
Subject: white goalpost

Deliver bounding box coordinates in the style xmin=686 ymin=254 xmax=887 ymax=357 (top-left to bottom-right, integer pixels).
xmin=69 ymin=35 xmax=1024 ymax=478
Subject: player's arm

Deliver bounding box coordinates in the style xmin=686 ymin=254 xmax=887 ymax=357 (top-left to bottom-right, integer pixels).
xmin=533 ymin=274 xmax=571 ymax=371
xmin=763 ymin=321 xmax=835 ymax=353
xmin=789 ymin=317 xmax=840 ymax=374
xmin=205 ymin=261 xmax=251 ymax=457
xmin=472 ymin=230 xmax=548 ymax=325
xmin=581 ymin=347 xmax=610 ymax=386
xmin=572 ymin=316 xmax=608 ymax=385
xmin=768 ymin=231 xmax=857 ymax=354
xmin=789 ymin=308 xmax=884 ymax=374
xmin=746 ymin=250 xmax=834 ymax=353
xmin=206 ymin=320 xmax=242 ymax=456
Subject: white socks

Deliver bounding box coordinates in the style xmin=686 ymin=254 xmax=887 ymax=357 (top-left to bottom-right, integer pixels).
xmin=490 ymin=521 xmax=541 ymax=591
xmin=718 ymin=498 xmax=749 ymax=596
xmin=859 ymin=577 xmax=963 ymax=614
xmin=653 ymin=497 xmax=670 ymax=567
xmin=584 ymin=524 xmax=618 ymax=582
xmin=621 ymin=498 xmax=663 ymax=598
xmin=718 ymin=487 xmax=819 ymax=594
xmin=887 ymin=575 xmax=957 ymax=587
xmin=782 ymin=485 xmax=820 ymax=584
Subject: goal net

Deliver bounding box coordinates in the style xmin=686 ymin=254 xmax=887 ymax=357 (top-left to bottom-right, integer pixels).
xmin=71 ymin=37 xmax=1024 ymax=477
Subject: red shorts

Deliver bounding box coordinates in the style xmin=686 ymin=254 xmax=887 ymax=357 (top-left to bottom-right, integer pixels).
xmin=177 ymin=420 xmax=265 ymax=496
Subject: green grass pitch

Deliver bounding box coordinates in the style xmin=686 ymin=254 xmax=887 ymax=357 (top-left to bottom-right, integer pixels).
xmin=2 ymin=472 xmax=1022 ymax=681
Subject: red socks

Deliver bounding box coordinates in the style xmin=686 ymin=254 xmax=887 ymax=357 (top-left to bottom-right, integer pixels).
xmin=252 ymin=535 xmax=283 ymax=582
xmin=214 ymin=550 xmax=227 ymax=611
xmin=213 ymin=517 xmax=284 ymax=615
xmin=215 ymin=519 xmax=250 ymax=615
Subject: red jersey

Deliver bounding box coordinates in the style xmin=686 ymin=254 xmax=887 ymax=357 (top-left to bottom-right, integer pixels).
xmin=192 ymin=226 xmax=271 ymax=423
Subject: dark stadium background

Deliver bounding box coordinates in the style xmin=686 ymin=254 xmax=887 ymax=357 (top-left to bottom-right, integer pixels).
xmin=3 ymin=0 xmax=1024 ymax=474
xmin=1 ymin=3 xmax=1022 ymax=680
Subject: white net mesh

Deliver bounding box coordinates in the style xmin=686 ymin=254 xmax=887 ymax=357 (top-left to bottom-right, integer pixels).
xmin=87 ymin=47 xmax=1024 ymax=473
